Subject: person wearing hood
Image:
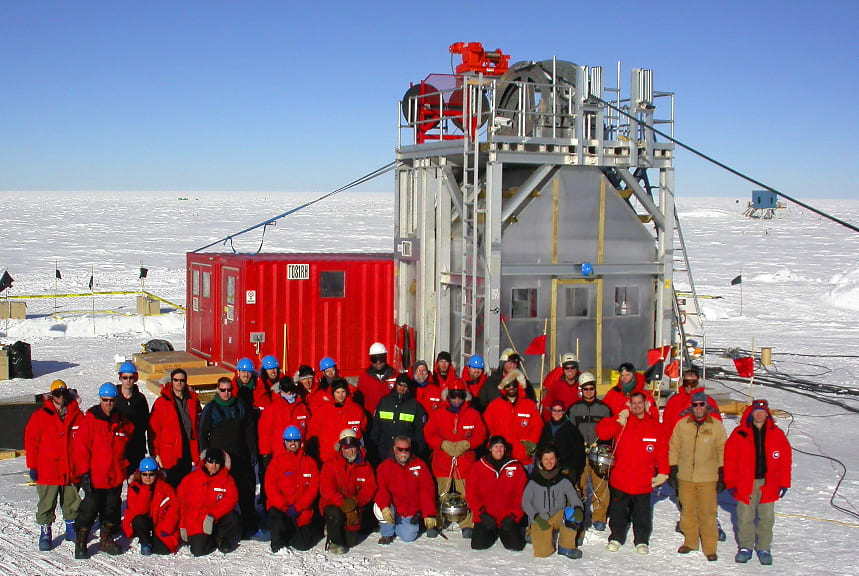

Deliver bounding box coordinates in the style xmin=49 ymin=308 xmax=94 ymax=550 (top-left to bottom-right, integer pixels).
xmin=199 ymin=377 xmax=258 ymax=539
xmin=466 ymin=436 xmax=527 ymax=551
xmin=430 ymin=351 xmax=456 ymax=389
xmin=356 ymin=342 xmax=397 ymax=416
xmin=371 ymin=373 xmax=427 ymax=464
xmin=123 ymin=457 xmax=180 ymax=555
xmin=669 ymin=392 xmax=727 ymax=561
xmin=24 ymin=379 xmax=85 ymax=551
xmin=483 ymin=369 xmax=542 ymax=467
xmin=177 ymin=448 xmax=240 ymax=556
xmin=265 ymin=426 xmax=319 ymax=553
xmin=724 ymin=399 xmax=791 ymax=566
xmin=662 ymin=366 xmax=721 ymax=433
xmin=424 ymin=378 xmax=486 ymax=537
xmin=413 ymin=360 xmax=444 ymax=415
xmin=307 ymin=378 xmax=367 ymax=463
xmin=479 ymin=349 xmax=536 ymax=412
xmin=114 ymin=360 xmax=150 ymax=475
xmin=538 ymin=399 xmax=585 ymax=481
xmin=256 ymin=355 xmax=283 ymax=413
xmin=319 ymin=429 xmax=378 ymax=554
xmin=148 ymin=368 xmax=201 ymax=488
xmin=522 ymin=444 xmax=585 ymax=559
xmin=73 ymin=382 xmax=134 ymax=559
xmin=539 ymin=353 xmax=583 ymax=422
xmin=596 ymin=391 xmax=669 ymax=555
xmin=460 ymin=355 xmax=488 ymax=408
xmin=296 ymin=364 xmax=332 ymax=413
xmin=374 ymin=435 xmax=438 ymax=544
xmin=603 ymin=362 xmax=659 ymax=419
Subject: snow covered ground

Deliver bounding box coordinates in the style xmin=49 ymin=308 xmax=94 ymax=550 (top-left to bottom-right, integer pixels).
xmin=1 ymin=191 xmax=858 ymax=575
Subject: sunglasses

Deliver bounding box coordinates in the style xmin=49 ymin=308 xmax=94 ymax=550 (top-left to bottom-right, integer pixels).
xmin=172 ymin=378 xmax=187 ymax=383
xmin=691 ymin=401 xmax=707 ymax=407
xmin=394 ymin=446 xmax=411 ymax=453
xmin=563 ymin=365 xmax=579 ymax=370
xmin=119 ymin=375 xmax=136 ymax=381
xmin=140 ymin=472 xmax=157 ymax=477
xmin=340 ymin=439 xmax=360 ymax=448
xmin=448 ymin=390 xmax=467 ymax=400
xmin=218 ymin=387 xmax=231 ymax=393
xmin=370 ymin=354 xmax=387 ymax=363
xmin=50 ymin=389 xmax=67 ymax=397
xmin=101 ymin=398 xmax=116 ymax=403
xmin=581 ymin=386 xmax=596 ymax=391
xmin=682 ymin=379 xmax=699 ymax=385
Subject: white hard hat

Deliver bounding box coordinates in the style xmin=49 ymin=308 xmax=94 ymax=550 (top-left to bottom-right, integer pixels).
xmin=500 ymin=347 xmax=515 ymax=362
xmin=339 ymin=428 xmax=358 ymax=442
xmin=579 ymin=372 xmax=596 ymax=385
xmin=561 ymin=353 xmax=578 ymax=365
xmin=369 ymin=342 xmax=388 ymax=356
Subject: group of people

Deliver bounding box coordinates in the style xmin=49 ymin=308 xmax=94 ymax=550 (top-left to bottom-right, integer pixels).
xmin=24 ymin=345 xmax=792 ymax=565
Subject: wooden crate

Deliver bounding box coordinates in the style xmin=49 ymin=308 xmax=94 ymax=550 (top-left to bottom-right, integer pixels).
xmin=0 ymin=301 xmax=26 ymax=319
xmin=136 ymin=295 xmax=160 ymax=316
xmin=131 ymin=351 xmax=207 ymax=374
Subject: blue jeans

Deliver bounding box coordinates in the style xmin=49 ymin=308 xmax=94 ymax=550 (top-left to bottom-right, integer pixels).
xmin=379 ymin=506 xmax=420 ymax=542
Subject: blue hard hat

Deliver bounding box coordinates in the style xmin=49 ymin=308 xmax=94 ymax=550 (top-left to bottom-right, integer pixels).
xmin=319 ymin=356 xmax=336 ymax=371
xmin=139 ymin=457 xmax=159 ymax=472
xmin=118 ymin=360 xmax=137 ymax=374
xmin=237 ymin=358 xmax=255 ymax=372
xmin=98 ymin=382 xmax=119 ymax=398
xmin=261 ymin=355 xmax=279 ymax=370
xmin=467 ymin=355 xmax=485 ymax=370
xmin=282 ymin=425 xmax=302 ymax=441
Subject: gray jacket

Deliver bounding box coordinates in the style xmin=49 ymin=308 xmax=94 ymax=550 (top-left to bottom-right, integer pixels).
xmin=568 ymin=398 xmax=611 ymax=445
xmin=522 ymin=472 xmax=582 ymax=521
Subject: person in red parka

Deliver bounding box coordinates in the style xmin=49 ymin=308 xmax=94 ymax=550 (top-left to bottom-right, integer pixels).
xmin=483 ymin=369 xmax=542 ymax=467
xmin=73 ymin=382 xmax=134 ymax=559
xmin=123 ymin=457 xmax=180 ymax=555
xmin=466 ymin=435 xmax=528 ymax=551
xmin=319 ymin=429 xmax=378 ymax=554
xmin=148 ymin=370 xmax=201 ymax=488
xmin=306 ymin=379 xmax=367 ymax=463
xmin=662 ymin=366 xmax=721 ymax=433
xmin=423 ymin=379 xmax=486 ymax=535
xmin=265 ymin=425 xmax=320 ymax=553
xmin=258 ymin=378 xmax=311 ymax=460
xmin=431 ymin=351 xmax=456 ymax=389
xmin=24 ymin=379 xmax=84 ymax=551
xmin=375 ymin=435 xmax=438 ymax=544
xmin=413 ymin=360 xmax=444 ymax=416
xmin=177 ymin=448 xmax=240 ymax=556
xmin=724 ymin=399 xmax=792 ymax=565
xmin=540 ymin=353 xmax=582 ymax=422
xmin=596 ymin=391 xmax=669 ymax=554
xmin=355 ymin=342 xmax=397 ymax=417
xmin=296 ymin=364 xmax=332 ymax=414
xmin=460 ymin=355 xmax=488 ymax=406
xmin=602 ymin=362 xmax=660 ymax=419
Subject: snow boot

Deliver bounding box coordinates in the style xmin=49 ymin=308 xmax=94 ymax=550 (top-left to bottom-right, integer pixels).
xmin=38 ymin=524 xmax=52 ymax=551
xmin=100 ymin=525 xmax=122 ymax=555
xmin=558 ymin=546 xmax=582 ymax=559
xmin=461 ymin=527 xmax=473 ymax=539
xmin=734 ymin=547 xmax=753 ymax=563
xmin=64 ymin=520 xmax=76 ymax=542
xmin=140 ymin=543 xmax=153 ymax=556
xmin=74 ymin=528 xmax=90 ymax=560
xmin=718 ymin=525 xmax=727 ymax=541
xmin=592 ymin=521 xmax=606 ymax=532
xmin=757 ymin=549 xmax=773 ymax=565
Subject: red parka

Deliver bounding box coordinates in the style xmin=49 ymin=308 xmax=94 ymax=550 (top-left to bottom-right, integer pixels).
xmin=148 ymin=386 xmax=201 ymax=470
xmin=724 ymin=405 xmax=792 ymax=505
xmin=356 ymin=366 xmax=397 ymax=416
xmin=257 ymin=394 xmax=311 ymax=457
xmin=661 ymin=385 xmax=722 ymax=433
xmin=303 ymin=384 xmax=333 ymax=414
xmin=375 ymin=455 xmax=436 ymax=519
xmin=596 ymin=410 xmax=669 ymax=495
xmin=483 ymin=395 xmax=542 ymax=466
xmin=122 ymin=473 xmax=181 ymax=552
xmin=25 ymin=397 xmax=84 ymax=485
xmin=307 ymin=396 xmax=367 ymax=463
xmin=603 ymin=378 xmax=660 ymax=419
xmin=74 ymin=405 xmax=134 ymax=490
xmin=539 ymin=367 xmax=580 ymax=421
xmin=460 ymin=366 xmax=487 ymax=401
xmin=415 ymin=381 xmax=445 ymax=415
xmin=424 ymin=401 xmax=486 ymax=477
xmin=466 ymin=456 xmax=527 ymax=522
xmin=265 ymin=448 xmax=319 ymax=527
xmin=318 ymin=452 xmax=377 ymax=530
xmin=177 ymin=464 xmax=239 ymax=537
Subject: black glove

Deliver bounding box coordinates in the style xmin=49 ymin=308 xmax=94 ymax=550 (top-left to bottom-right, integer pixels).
xmin=479 ymin=510 xmax=497 ymax=529
xmin=409 ymin=514 xmax=421 ymax=525
xmin=259 ymin=454 xmax=272 ymax=468
xmin=286 ymin=505 xmax=299 ymax=519
xmin=500 ymin=515 xmax=518 ymax=531
xmin=668 ymin=465 xmax=679 ymax=492
xmin=716 ymin=466 xmax=726 ymax=493
xmin=78 ymin=473 xmax=92 ymax=496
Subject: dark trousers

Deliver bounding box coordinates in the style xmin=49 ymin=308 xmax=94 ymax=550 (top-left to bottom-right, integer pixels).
xmin=471 ymin=515 xmax=526 ymax=551
xmin=164 ymin=457 xmax=192 ymax=489
xmin=77 ymin=485 xmax=123 ymax=532
xmin=268 ymin=508 xmax=315 ymax=551
xmin=257 ymin=455 xmax=270 ymax=508
xmin=323 ymin=506 xmax=360 ymax=548
xmin=130 ymin=515 xmax=172 ymax=554
xmin=188 ymin=511 xmax=240 ymax=556
xmin=229 ymin=459 xmax=258 ymax=534
xmin=607 ymin=487 xmax=652 ymax=546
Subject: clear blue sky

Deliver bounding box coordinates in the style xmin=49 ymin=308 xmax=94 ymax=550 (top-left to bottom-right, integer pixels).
xmin=2 ymin=1 xmax=857 ymax=198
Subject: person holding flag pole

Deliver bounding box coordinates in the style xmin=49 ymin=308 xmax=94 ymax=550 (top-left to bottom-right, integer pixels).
xmin=523 ymin=321 xmax=548 ymax=409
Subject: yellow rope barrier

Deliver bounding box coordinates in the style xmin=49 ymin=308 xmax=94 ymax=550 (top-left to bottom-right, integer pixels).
xmin=775 ymin=512 xmax=859 ymax=528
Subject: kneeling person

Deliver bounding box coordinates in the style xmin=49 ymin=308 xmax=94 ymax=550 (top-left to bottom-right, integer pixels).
xmin=123 ymin=457 xmax=180 ymax=555
xmin=375 ymin=436 xmax=437 ymax=544
xmin=265 ymin=426 xmax=319 ymax=553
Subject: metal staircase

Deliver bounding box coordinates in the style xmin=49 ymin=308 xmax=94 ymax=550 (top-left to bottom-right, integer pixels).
xmin=671 ymin=205 xmax=706 ymax=368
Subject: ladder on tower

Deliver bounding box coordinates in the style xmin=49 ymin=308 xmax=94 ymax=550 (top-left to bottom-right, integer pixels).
xmin=459 ymin=80 xmax=484 ymax=367
xmin=671 ymin=205 xmax=706 ymax=372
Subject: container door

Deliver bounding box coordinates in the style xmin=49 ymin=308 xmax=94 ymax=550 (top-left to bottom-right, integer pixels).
xmin=551 ymin=278 xmax=602 ymax=382
xmin=221 ymin=267 xmax=241 ymax=365
xmin=189 ymin=263 xmax=214 ymax=358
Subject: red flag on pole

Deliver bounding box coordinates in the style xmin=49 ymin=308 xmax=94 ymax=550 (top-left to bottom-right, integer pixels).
xmin=664 ymin=359 xmax=680 ymax=379
xmin=733 ymin=357 xmax=754 ymax=378
xmin=524 ymin=334 xmax=546 ymax=355
xmin=647 ymin=346 xmax=671 ymax=366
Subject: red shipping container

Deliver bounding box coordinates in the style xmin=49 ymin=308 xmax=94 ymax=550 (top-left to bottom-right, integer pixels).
xmin=186 ymin=252 xmax=397 ymax=378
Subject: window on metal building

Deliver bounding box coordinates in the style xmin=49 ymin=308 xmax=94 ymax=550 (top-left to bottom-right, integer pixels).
xmin=320 ymin=271 xmax=345 ymax=298
xmin=511 ymin=288 xmax=537 ymax=318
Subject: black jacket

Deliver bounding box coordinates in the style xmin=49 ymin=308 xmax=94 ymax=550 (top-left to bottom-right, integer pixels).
xmin=538 ymin=417 xmax=586 ymax=481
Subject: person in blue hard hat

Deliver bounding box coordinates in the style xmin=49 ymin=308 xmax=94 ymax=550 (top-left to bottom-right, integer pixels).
xmin=115 ymin=360 xmax=150 ymax=475
xmin=318 ymin=356 xmax=339 ymax=390
xmin=122 ymin=457 xmax=180 ymax=555
xmin=73 ymin=382 xmax=135 ymax=559
xmin=460 ymin=355 xmax=488 ymax=410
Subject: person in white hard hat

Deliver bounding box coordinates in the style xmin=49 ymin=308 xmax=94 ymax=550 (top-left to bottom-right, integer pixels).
xmin=540 ymin=353 xmax=582 ymax=422
xmin=356 ymin=342 xmax=396 ymax=417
